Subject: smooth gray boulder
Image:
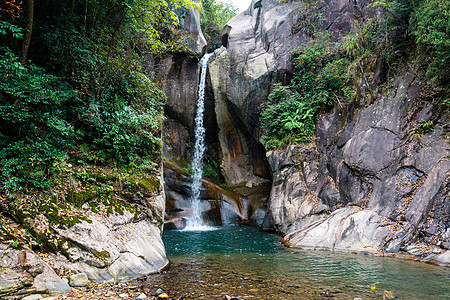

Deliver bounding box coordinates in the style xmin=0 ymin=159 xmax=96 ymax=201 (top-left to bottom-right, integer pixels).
xmin=282 ymin=207 xmax=395 ymax=254
xmin=50 ymin=209 xmax=169 ymax=282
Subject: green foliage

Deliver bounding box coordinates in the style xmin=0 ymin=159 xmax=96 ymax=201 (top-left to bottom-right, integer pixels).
xmin=342 ymin=0 xmax=412 ymax=68
xmin=411 ymin=0 xmax=450 ymax=83
xmin=345 ymin=0 xmax=449 ymax=83
xmin=260 ymin=36 xmax=354 ymax=149
xmin=411 ymin=119 xmax=435 ymax=138
xmin=203 ymin=159 xmax=222 ymax=183
xmin=0 ymin=20 xmax=22 ymax=38
xmin=0 ymin=48 xmax=76 ymax=192
xmin=342 ymin=0 xmax=449 ymax=97
xmin=200 ymin=0 xmax=238 ymax=51
xmin=0 ymin=0 xmax=183 ymax=195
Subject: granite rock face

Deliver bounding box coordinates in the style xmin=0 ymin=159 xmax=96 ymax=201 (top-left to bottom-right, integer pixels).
xmin=176 ymin=6 xmax=207 ymax=55
xmin=205 ymin=0 xmax=377 ymax=207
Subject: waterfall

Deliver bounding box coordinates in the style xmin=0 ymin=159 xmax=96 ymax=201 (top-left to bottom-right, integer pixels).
xmin=185 ymin=53 xmax=214 ymax=229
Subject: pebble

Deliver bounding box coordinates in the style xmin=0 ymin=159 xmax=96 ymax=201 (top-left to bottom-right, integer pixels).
xmin=155 ymin=288 xmax=164 ymax=295
xmin=135 ymin=293 xmax=147 ymax=299
xmin=157 ymin=293 xmax=169 ymax=299
xmin=69 ymin=272 xmax=89 ymax=287
xmin=119 ymin=293 xmax=129 ymax=299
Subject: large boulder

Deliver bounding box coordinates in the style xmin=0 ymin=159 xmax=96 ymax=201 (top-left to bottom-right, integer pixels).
xmin=261 ymin=144 xmax=328 ymax=232
xmin=1 ymin=167 xmax=170 ymax=285
xmin=0 ymin=245 xmax=71 ymax=299
xmin=282 ymin=207 xmax=395 ymax=254
xmin=49 ymin=209 xmax=168 ymax=282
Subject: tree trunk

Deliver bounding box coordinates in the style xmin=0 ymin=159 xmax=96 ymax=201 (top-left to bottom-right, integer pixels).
xmin=20 ymin=0 xmax=34 ymax=65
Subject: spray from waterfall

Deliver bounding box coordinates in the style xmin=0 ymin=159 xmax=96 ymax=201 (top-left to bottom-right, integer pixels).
xmin=185 ymin=52 xmax=214 ymax=230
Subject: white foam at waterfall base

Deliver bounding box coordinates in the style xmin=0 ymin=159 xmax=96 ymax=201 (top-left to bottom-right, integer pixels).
xmin=181 ymin=225 xmax=218 ymax=232
xmin=186 ymin=52 xmax=214 ymax=229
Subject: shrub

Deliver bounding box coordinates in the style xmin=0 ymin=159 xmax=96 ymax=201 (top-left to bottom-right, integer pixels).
xmin=260 ymin=36 xmax=354 ymax=149
xmin=411 ymin=0 xmax=450 ymax=83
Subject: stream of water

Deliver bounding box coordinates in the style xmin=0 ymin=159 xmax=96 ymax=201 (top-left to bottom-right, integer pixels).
xmin=146 ymin=227 xmax=450 ymax=299
xmin=186 ymin=53 xmax=214 ymax=230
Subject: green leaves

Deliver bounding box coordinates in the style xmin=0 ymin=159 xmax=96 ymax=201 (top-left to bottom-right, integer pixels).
xmin=200 ymin=0 xmax=238 ymax=51
xmin=411 ymin=0 xmax=450 ymax=83
xmin=0 ymin=20 xmax=23 ymax=38
xmin=260 ymin=37 xmax=353 ymax=150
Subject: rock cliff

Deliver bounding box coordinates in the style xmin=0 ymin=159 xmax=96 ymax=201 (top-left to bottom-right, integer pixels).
xmin=204 ymin=0 xmax=449 ymax=265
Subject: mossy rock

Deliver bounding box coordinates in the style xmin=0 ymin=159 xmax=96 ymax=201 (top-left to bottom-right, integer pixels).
xmin=92 ymin=249 xmax=111 ymax=262
xmin=138 ymin=178 xmax=160 ymax=193
xmin=125 ymin=176 xmax=160 ymax=194
xmin=102 ymin=198 xmax=141 ymax=219
xmin=90 ymin=171 xmax=118 ymax=183
xmin=67 ymin=187 xmax=97 ymax=208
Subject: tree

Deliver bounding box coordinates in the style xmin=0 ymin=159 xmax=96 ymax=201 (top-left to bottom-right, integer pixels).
xmin=0 ymin=0 xmax=199 ymax=193
xmin=20 ymin=0 xmax=33 ymax=65
xmin=200 ymin=0 xmax=238 ymax=50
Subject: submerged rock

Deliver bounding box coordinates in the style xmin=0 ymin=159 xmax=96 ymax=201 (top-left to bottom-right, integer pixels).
xmin=135 ymin=293 xmax=147 ymax=299
xmin=164 ymin=217 xmax=187 ymax=230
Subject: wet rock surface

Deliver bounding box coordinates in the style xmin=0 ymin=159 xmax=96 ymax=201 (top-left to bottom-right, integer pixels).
xmin=163 ymin=161 xmax=256 ymax=226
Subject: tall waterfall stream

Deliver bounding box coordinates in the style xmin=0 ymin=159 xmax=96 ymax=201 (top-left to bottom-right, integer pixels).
xmin=186 ymin=53 xmax=214 ymax=230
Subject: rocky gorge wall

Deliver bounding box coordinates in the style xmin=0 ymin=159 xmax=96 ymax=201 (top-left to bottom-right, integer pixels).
xmin=201 ymin=0 xmax=449 ymax=265
xmin=141 ymin=0 xmax=449 ymax=267
xmin=264 ymin=68 xmax=449 ymax=265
